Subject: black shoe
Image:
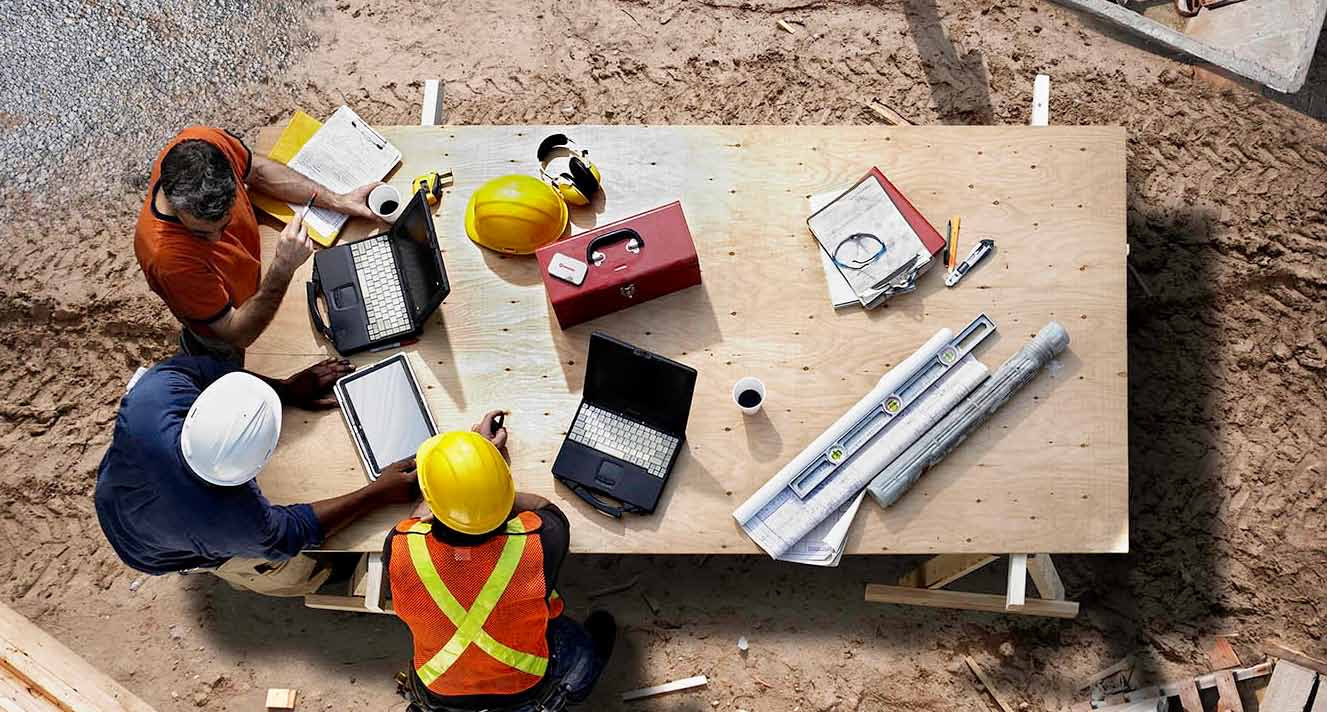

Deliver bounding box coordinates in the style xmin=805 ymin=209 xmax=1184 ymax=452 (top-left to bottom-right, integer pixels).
xmin=584 ymin=610 xmax=616 ymax=661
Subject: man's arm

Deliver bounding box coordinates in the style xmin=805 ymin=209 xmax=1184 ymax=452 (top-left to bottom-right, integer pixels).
xmin=248 ymin=155 xmax=381 ymax=221
xmin=310 ymin=457 xmax=418 ymax=538
xmin=207 ymin=209 xmax=314 ymax=349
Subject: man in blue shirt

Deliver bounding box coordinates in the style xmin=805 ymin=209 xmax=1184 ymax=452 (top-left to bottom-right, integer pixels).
xmin=95 ymin=354 xmax=418 ymax=596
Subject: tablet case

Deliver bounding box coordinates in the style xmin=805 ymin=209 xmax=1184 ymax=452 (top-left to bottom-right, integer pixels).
xmin=535 ymin=201 xmax=702 ymax=329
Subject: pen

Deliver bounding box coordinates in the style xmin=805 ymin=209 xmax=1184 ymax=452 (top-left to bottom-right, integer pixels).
xmin=490 ymin=411 xmax=509 ymax=432
xmin=300 ymin=192 xmax=317 ymax=219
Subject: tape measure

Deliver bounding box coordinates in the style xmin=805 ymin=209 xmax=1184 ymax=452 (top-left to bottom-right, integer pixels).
xmin=412 ymin=170 xmax=453 ymax=205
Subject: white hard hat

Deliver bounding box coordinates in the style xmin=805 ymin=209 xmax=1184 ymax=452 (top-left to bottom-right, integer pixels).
xmin=180 ymin=372 xmax=282 ymax=486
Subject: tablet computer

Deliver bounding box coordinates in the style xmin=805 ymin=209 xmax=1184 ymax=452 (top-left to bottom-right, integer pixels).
xmin=334 ymin=353 xmax=438 ymax=481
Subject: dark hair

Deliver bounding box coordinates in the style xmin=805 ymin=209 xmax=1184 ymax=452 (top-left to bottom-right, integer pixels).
xmin=160 ymin=139 xmax=236 ymax=222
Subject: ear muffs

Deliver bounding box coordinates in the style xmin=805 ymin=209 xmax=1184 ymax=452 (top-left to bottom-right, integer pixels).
xmin=538 ymin=134 xmax=601 ymax=206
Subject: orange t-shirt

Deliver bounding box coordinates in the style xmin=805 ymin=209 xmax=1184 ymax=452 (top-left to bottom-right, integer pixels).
xmin=134 ymin=127 xmax=260 ymax=334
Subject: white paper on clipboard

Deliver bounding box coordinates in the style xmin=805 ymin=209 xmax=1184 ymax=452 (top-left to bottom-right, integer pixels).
xmin=285 ymin=105 xmax=401 ymax=239
xmin=809 ymin=188 xmax=858 ymax=309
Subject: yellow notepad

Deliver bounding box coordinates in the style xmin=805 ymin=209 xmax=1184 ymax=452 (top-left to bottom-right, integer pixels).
xmin=251 ymin=111 xmax=337 ymax=246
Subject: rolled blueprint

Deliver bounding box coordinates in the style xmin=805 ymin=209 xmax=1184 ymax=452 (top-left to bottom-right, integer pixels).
xmin=865 ymin=321 xmax=1070 ymax=508
xmin=733 ymin=323 xmax=990 ymax=558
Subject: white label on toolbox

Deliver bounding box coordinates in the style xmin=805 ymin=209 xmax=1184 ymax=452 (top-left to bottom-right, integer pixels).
xmin=549 ymin=253 xmax=588 ymax=286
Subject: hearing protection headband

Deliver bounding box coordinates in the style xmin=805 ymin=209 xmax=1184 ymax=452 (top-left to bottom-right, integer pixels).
xmin=537 ymin=134 xmax=601 ymax=206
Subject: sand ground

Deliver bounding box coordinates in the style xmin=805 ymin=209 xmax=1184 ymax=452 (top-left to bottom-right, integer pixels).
xmin=1 ymin=1 xmax=1325 ymax=710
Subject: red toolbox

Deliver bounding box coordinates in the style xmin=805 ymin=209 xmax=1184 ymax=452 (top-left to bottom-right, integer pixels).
xmin=536 ymin=201 xmax=702 ymax=329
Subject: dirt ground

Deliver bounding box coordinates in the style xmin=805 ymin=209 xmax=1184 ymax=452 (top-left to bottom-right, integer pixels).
xmin=1 ymin=1 xmax=1325 ymax=710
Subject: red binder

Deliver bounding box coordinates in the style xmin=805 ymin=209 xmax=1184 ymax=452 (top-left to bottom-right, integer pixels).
xmin=862 ymin=167 xmax=946 ymax=257
xmin=536 ymin=202 xmax=701 ymax=329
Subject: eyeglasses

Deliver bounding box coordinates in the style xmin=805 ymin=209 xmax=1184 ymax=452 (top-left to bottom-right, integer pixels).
xmin=832 ymin=233 xmax=887 ymax=270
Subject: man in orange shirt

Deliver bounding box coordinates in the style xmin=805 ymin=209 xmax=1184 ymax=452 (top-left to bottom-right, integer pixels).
xmin=136 ymin=126 xmax=381 ymax=362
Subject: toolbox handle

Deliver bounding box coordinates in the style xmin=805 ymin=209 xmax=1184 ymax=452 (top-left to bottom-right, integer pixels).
xmin=586 ymin=228 xmax=644 ymax=265
xmin=305 ymin=280 xmax=333 ymax=343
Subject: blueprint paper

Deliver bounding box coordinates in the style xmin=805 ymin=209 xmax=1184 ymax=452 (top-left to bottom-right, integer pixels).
xmin=774 ymin=491 xmax=865 ymax=566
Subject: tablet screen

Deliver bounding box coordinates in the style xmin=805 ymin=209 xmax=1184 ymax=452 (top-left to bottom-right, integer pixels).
xmin=341 ymin=356 xmax=435 ymax=473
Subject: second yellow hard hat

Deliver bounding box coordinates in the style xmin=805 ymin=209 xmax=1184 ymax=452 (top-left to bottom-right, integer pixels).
xmin=464 ymin=174 xmax=568 ymax=254
xmin=416 ymin=431 xmax=514 ymax=535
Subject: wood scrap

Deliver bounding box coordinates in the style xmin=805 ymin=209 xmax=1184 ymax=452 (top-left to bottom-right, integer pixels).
xmin=1094 ymin=699 xmax=1165 ymax=712
xmin=861 ymin=99 xmax=913 ymax=126
xmin=963 ymin=655 xmax=1014 ymax=712
xmin=1260 ymin=661 xmax=1317 ymax=712
xmin=776 ymin=19 xmax=797 ymax=34
xmin=1266 ymin=641 xmax=1327 ymax=676
xmin=1081 ymin=656 xmax=1136 ymax=690
xmin=1208 ymin=638 xmax=1242 ymax=670
xmin=1214 ymin=670 xmax=1244 ymax=712
xmin=587 ymin=575 xmax=639 ymax=599
xmin=265 ymin=688 xmax=298 ymax=709
xmin=621 ymin=675 xmax=708 ymax=701
xmin=640 ymin=591 xmax=660 ymax=616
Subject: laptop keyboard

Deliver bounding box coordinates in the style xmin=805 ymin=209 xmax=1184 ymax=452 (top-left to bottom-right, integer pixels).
xmin=569 ymin=404 xmax=679 ymax=479
xmin=350 ymin=238 xmax=411 ymax=341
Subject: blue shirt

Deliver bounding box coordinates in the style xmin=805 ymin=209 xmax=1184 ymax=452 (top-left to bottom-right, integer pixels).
xmin=94 ymin=355 xmax=324 ymax=574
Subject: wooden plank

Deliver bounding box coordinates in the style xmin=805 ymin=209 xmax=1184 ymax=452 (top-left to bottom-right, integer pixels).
xmin=1177 ymin=680 xmax=1205 ymax=712
xmin=1261 ymin=661 xmax=1317 ymax=712
xmin=1268 ymin=642 xmax=1327 ymax=677
xmin=1080 ymin=656 xmax=1135 ymax=690
xmin=621 ymin=675 xmax=707 ymax=701
xmin=0 ymin=602 xmax=157 ymax=712
xmin=1006 ymin=554 xmax=1027 ymax=609
xmin=1095 ymin=699 xmax=1164 ymax=712
xmin=865 ymin=584 xmax=1079 ymax=618
xmin=350 ymin=553 xmax=369 ymax=597
xmin=0 ymin=670 xmax=56 ymax=712
xmin=1027 ymin=554 xmax=1066 ymax=600
xmin=1215 ymin=670 xmax=1245 ymax=712
xmin=1208 ymin=638 xmax=1242 ymax=670
xmin=363 ymin=553 xmax=385 ymax=613
xmin=897 ymin=554 xmax=998 ymax=588
xmin=1310 ymin=674 xmax=1327 ymax=712
xmin=963 ymin=656 xmax=1014 ymax=712
xmin=249 ymin=125 xmax=1130 ymax=555
xmin=303 ymin=594 xmax=395 ymax=615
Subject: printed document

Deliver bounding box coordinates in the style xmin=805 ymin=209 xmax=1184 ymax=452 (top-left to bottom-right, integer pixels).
xmin=285 ymin=105 xmax=401 ymax=238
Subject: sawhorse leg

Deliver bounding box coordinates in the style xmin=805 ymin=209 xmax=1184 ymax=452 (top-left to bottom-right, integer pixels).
xmin=865 ymin=554 xmax=1079 ymax=618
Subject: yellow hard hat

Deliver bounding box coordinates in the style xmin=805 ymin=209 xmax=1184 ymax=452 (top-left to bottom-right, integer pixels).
xmin=416 ymin=431 xmax=514 ymax=535
xmin=464 ymin=174 xmax=568 ymax=254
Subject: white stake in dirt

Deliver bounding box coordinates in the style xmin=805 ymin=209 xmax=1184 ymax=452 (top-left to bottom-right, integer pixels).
xmin=1031 ymin=74 xmax=1050 ymax=126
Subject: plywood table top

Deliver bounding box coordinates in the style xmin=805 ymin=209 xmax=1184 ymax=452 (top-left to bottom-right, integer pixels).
xmin=248 ymin=125 xmax=1127 ymax=556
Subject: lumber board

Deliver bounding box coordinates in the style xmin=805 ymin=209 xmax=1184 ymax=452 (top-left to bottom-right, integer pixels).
xmin=621 ymin=675 xmax=707 ymax=701
xmin=1027 ymin=554 xmax=1066 ymax=600
xmin=963 ymin=656 xmax=1014 ymax=712
xmin=1081 ymin=656 xmax=1135 ymax=689
xmin=1208 ymin=638 xmax=1242 ymax=670
xmin=897 ymin=554 xmax=998 ymax=588
xmin=303 ymin=594 xmax=395 ymax=615
xmin=1006 ymin=554 xmax=1028 ymax=609
xmin=1177 ymin=680 xmax=1204 ymax=712
xmin=1261 ymin=661 xmax=1317 ymax=712
xmin=1268 ymin=642 xmax=1327 ymax=677
xmin=1311 ymin=675 xmax=1327 ymax=712
xmin=0 ymin=602 xmax=157 ymax=712
xmin=864 ymin=584 xmax=1079 ymax=618
xmin=249 ymin=125 xmax=1129 ymax=555
xmin=1215 ymin=670 xmax=1244 ymax=712
xmin=1094 ymin=699 xmax=1164 ymax=712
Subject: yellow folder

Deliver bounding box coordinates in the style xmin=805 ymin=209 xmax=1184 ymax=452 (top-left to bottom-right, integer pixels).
xmin=251 ymin=111 xmax=340 ymax=247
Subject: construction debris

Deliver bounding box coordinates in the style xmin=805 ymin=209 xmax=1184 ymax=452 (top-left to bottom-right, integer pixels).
xmin=964 ymin=656 xmax=1014 ymax=712
xmin=1266 ymin=641 xmax=1327 ymax=676
xmin=1207 ymin=638 xmax=1242 ymax=670
xmin=621 ymin=675 xmax=709 ymax=701
xmin=776 ymin=19 xmax=797 ymax=34
xmin=587 ymin=575 xmax=639 ymax=599
xmin=265 ymin=688 xmax=298 ymax=709
xmin=861 ymin=99 xmax=913 ymax=126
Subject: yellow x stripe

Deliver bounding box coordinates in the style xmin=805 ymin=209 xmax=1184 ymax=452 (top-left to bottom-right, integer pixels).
xmin=406 ymin=519 xmax=548 ymax=683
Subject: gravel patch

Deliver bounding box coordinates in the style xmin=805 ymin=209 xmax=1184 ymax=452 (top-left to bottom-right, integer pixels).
xmin=0 ymin=0 xmax=316 ymax=199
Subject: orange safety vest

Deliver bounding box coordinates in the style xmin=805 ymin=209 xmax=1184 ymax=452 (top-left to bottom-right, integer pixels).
xmin=389 ymin=512 xmax=565 ymax=697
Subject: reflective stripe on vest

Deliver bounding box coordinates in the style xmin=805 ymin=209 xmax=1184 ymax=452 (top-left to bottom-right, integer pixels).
xmin=404 ymin=519 xmax=549 ymax=684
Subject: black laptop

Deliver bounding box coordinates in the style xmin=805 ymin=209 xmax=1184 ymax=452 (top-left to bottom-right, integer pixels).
xmin=552 ymin=333 xmax=697 ymax=518
xmin=307 ymin=189 xmax=450 ymax=354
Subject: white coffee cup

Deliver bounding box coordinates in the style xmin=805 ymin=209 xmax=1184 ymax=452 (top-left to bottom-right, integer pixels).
xmin=732 ymin=377 xmax=766 ymax=416
xmin=367 ymin=184 xmax=405 ymax=223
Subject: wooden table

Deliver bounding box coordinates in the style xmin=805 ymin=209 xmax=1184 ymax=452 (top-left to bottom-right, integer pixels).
xmin=249 ymin=125 xmax=1127 ymax=565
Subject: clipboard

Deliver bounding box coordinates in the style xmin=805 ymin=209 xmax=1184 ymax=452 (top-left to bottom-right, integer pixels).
xmin=251 ymin=111 xmax=337 ymax=245
xmin=252 ymin=108 xmax=401 ymax=247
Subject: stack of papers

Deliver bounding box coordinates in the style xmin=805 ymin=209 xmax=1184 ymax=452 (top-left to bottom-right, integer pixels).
xmin=281 ymin=105 xmax=401 ymax=241
xmin=774 ymin=492 xmax=865 ymax=566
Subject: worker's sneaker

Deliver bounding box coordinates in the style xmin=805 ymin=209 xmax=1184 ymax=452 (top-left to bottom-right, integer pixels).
xmin=584 ymin=610 xmax=616 ymax=661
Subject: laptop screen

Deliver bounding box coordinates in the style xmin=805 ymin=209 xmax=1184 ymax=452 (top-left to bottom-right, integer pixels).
xmin=584 ymin=333 xmax=697 ymax=434
xmin=392 ymin=190 xmax=450 ymax=322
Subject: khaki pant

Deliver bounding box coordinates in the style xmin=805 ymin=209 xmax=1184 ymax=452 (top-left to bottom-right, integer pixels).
xmin=211 ymin=554 xmax=331 ymax=597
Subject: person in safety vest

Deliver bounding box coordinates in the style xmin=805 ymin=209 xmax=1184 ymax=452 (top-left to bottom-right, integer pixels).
xmin=384 ymin=412 xmax=615 ymax=712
